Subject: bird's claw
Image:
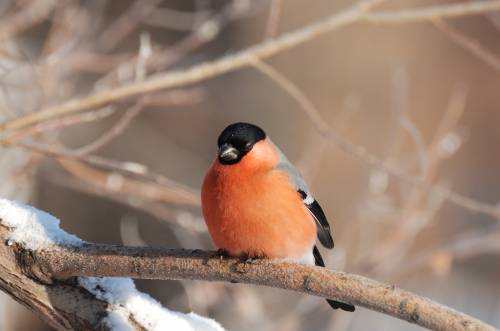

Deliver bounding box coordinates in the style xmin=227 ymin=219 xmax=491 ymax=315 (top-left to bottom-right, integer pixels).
xmin=244 ymin=257 xmax=258 ymax=264
xmin=216 ymin=248 xmax=229 ymax=262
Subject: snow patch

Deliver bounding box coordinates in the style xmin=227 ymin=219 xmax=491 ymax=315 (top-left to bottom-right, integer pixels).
xmin=79 ymin=277 xmax=225 ymax=331
xmin=0 ymin=198 xmax=82 ymax=250
xmin=0 ymin=198 xmax=225 ymax=331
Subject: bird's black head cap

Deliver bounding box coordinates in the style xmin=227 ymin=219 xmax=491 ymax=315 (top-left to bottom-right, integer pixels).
xmin=217 ymin=122 xmax=266 ymax=165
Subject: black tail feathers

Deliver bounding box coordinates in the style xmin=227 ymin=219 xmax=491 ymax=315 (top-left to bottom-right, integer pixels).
xmin=313 ymin=246 xmax=356 ymax=312
xmin=326 ymin=298 xmax=356 ymax=312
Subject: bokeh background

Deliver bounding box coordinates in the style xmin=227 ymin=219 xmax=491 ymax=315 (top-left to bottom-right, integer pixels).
xmin=0 ymin=0 xmax=499 ymax=330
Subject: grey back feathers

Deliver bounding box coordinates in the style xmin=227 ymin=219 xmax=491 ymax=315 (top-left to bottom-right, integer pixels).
xmin=273 ymin=142 xmax=310 ymax=196
xmin=270 ymin=140 xmax=334 ymax=249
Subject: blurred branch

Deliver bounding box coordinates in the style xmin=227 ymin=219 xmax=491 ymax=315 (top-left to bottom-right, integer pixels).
xmin=2 ymin=0 xmax=496 ymax=132
xmin=364 ymin=0 xmax=500 ymax=23
xmin=2 ymin=139 xmax=201 ymax=207
xmin=96 ymin=1 xmax=262 ymax=87
xmin=142 ymin=6 xmax=210 ymax=31
xmin=15 ymin=237 xmax=497 ymax=331
xmin=397 ymin=226 xmax=500 ymax=279
xmin=0 ymin=0 xmax=59 ymax=41
xmin=4 ymin=107 xmax=116 ymax=142
xmin=57 ymin=159 xmax=200 ymax=207
xmin=367 ymin=85 xmax=468 ymax=275
xmin=391 ymin=66 xmax=427 ymax=172
xmin=0 ymin=0 xmax=385 ymax=132
xmin=250 ymin=58 xmax=500 ymax=221
xmin=43 ymin=167 xmax=206 ymax=233
xmin=432 ymin=18 xmax=500 ymax=72
xmin=264 ymin=0 xmax=284 ymax=39
xmin=97 ymin=0 xmax=163 ymax=51
xmin=75 ymin=99 xmax=146 ymax=155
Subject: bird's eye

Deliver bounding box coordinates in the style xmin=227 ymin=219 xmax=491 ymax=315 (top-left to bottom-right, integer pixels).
xmin=244 ymin=142 xmax=252 ymax=149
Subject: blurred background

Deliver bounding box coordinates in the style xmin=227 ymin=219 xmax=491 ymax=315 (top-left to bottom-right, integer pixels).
xmin=0 ymin=0 xmax=499 ymax=330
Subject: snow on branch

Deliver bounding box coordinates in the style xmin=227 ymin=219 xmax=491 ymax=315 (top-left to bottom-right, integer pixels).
xmin=0 ymin=199 xmax=497 ymax=331
xmin=0 ymin=199 xmax=224 ymax=331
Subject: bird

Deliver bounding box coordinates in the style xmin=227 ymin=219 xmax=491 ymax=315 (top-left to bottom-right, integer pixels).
xmin=201 ymin=122 xmax=355 ymax=312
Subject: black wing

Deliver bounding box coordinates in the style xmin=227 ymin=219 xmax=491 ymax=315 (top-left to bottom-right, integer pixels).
xmin=298 ymin=190 xmax=334 ymax=249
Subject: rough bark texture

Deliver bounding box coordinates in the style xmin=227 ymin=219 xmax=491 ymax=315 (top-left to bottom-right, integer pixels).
xmin=0 ymin=219 xmax=497 ymax=331
xmin=22 ymin=243 xmax=498 ymax=331
xmin=0 ymin=225 xmax=110 ymax=330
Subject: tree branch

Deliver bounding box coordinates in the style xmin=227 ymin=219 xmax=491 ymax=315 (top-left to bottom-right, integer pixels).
xmin=432 ymin=18 xmax=500 ymax=72
xmin=0 ymin=200 xmax=224 ymax=331
xmin=0 ymin=225 xmax=110 ymax=330
xmin=0 ymin=198 xmax=497 ymax=330
xmin=0 ymin=0 xmax=385 ymax=132
xmin=364 ymin=0 xmax=500 ymax=23
xmin=2 ymin=1 xmax=499 ymax=133
xmin=22 ymin=242 xmax=498 ymax=331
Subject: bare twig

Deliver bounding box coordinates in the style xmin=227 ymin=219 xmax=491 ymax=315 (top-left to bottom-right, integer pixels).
xmin=97 ymin=0 xmax=163 ymax=51
xmin=2 ymin=1 xmax=496 ymax=133
xmin=264 ymin=0 xmax=284 ymax=39
xmin=367 ymin=85 xmax=468 ymax=275
xmin=250 ymin=58 xmax=500 ymax=221
xmin=249 ymin=57 xmax=329 ymax=133
xmin=3 ymin=107 xmax=115 ymax=142
xmin=75 ymin=100 xmax=145 ymax=155
xmin=57 ymin=159 xmax=200 ymax=207
xmin=364 ymin=0 xmax=500 ymax=23
xmin=0 ymin=0 xmax=385 ymax=132
xmin=396 ymin=226 xmax=500 ymax=279
xmin=0 ymin=0 xmax=58 ymax=41
xmin=142 ymin=6 xmax=210 ymax=31
xmin=3 ymin=140 xmax=200 ymax=206
xmin=42 ymin=167 xmax=206 ymax=233
xmin=432 ymin=18 xmax=500 ymax=72
xmin=95 ymin=1 xmax=262 ymax=88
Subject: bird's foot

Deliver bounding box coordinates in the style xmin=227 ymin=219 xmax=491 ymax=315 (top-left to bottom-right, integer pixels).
xmin=216 ymin=248 xmax=230 ymax=262
xmin=244 ymin=256 xmax=258 ymax=264
xmin=240 ymin=253 xmax=262 ymax=264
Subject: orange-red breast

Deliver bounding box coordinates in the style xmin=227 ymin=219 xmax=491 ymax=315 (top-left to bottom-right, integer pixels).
xmin=201 ymin=122 xmax=354 ymax=312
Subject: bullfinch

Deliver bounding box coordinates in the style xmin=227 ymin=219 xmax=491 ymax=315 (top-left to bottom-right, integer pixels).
xmin=201 ymin=122 xmax=355 ymax=312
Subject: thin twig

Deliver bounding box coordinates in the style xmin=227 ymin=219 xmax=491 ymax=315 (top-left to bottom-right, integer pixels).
xmin=0 ymin=0 xmax=58 ymax=41
xmin=4 ymin=140 xmax=200 ymax=206
xmin=249 ymin=58 xmax=500 ymax=221
xmin=57 ymin=159 xmax=201 ymax=207
xmin=75 ymin=100 xmax=145 ymax=155
xmin=264 ymin=0 xmax=284 ymax=39
xmin=3 ymin=107 xmax=115 ymax=142
xmin=367 ymin=85 xmax=468 ymax=275
xmin=432 ymin=18 xmax=500 ymax=72
xmin=97 ymin=0 xmax=163 ymax=51
xmin=364 ymin=0 xmax=500 ymax=23
xmin=0 ymin=0 xmax=385 ymax=132
xmin=43 ymin=167 xmax=206 ymax=233
xmin=3 ymin=1 xmax=495 ymax=132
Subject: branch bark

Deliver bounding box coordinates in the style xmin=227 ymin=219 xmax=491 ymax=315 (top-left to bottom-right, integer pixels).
xmin=19 ymin=240 xmax=499 ymax=331
xmin=0 ymin=225 xmax=110 ymax=330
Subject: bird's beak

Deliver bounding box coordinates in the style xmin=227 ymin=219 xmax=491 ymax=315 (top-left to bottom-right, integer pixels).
xmin=218 ymin=143 xmax=239 ymax=162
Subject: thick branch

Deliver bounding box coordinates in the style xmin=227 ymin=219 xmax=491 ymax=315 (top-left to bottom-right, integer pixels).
xmin=28 ymin=243 xmax=497 ymax=331
xmin=0 ymin=226 xmax=110 ymax=330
